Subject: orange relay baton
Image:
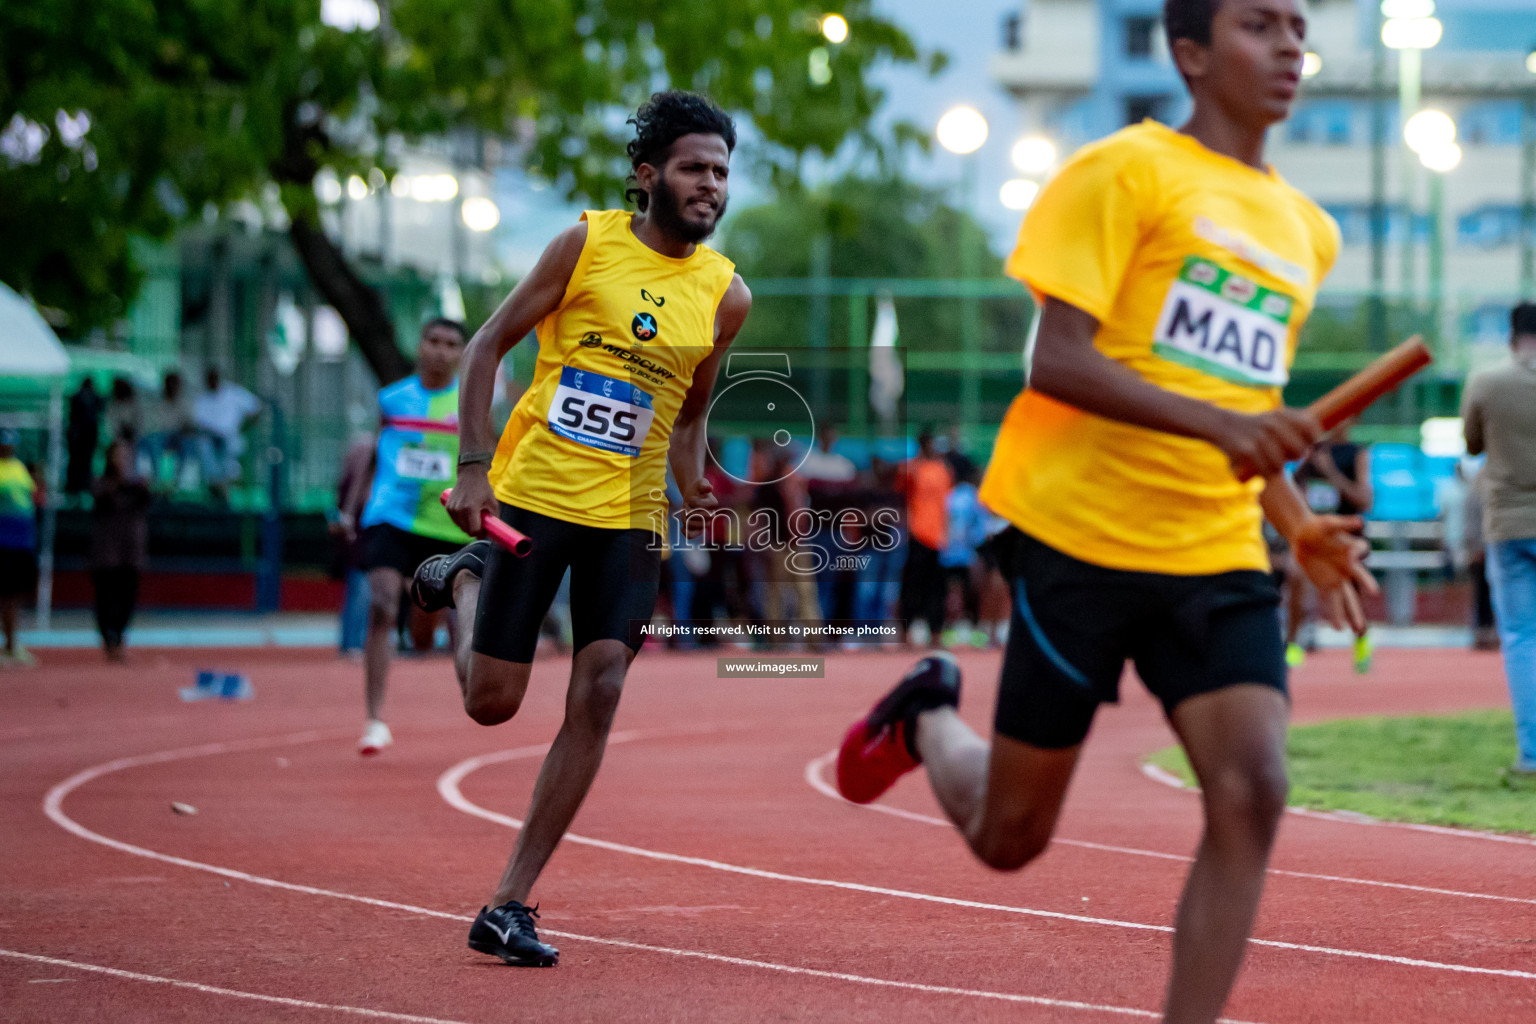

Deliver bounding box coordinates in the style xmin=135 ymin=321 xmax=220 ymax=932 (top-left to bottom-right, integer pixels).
xmin=440 ymin=488 xmax=533 ymax=557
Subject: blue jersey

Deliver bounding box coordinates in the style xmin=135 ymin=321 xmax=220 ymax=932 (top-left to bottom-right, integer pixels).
xmin=361 ymin=376 xmax=470 ymax=543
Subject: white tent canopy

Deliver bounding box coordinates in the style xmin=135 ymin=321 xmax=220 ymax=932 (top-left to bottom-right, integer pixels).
xmin=0 ymin=283 xmax=69 ymax=377
xmin=0 ymin=282 xmax=67 ymax=631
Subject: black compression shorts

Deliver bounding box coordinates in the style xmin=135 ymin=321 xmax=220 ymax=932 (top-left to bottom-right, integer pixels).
xmin=990 ymin=528 xmax=1287 ymax=749
xmin=471 ymin=503 xmax=661 ymax=664
xmin=358 ymin=524 xmax=463 ymax=578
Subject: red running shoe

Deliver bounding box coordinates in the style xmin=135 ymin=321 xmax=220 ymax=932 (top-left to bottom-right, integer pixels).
xmin=836 ymin=653 xmax=962 ymax=804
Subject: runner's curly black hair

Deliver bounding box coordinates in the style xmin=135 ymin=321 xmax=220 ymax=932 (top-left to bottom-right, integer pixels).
xmin=1163 ymin=0 xmax=1220 ymax=48
xmin=624 ymin=90 xmax=736 ymax=213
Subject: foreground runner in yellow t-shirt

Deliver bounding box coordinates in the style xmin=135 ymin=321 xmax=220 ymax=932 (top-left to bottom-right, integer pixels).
xmin=408 ymin=91 xmax=751 ymax=967
xmin=837 ymin=1 xmax=1376 ymax=1020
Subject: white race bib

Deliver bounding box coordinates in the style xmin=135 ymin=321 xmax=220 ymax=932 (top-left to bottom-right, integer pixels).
xmin=1153 ymin=257 xmax=1294 ymax=388
xmin=395 ymin=446 xmax=452 ymax=481
xmin=547 ymin=366 xmax=655 ymax=458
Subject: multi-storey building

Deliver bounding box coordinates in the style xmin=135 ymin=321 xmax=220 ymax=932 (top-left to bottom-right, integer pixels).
xmin=991 ymin=0 xmax=1536 ymax=351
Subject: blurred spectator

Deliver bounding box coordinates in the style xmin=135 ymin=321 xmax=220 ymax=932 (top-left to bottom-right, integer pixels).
xmin=855 ymin=457 xmax=905 ymax=628
xmin=65 ymin=377 xmax=101 ymax=494
xmin=139 ymin=372 xmax=198 ymax=487
xmin=1462 ymin=302 xmax=1536 ymax=775
xmin=333 ymin=433 xmax=376 ymax=656
xmin=0 ymin=428 xmax=40 ymax=667
xmin=194 ymin=367 xmax=262 ymax=498
xmin=939 ymin=465 xmax=989 ymax=647
xmin=1284 ymin=422 xmax=1373 ymax=670
xmin=757 ymin=447 xmax=822 ymax=633
xmin=803 ymin=426 xmax=860 ymax=623
xmin=942 ymin=423 xmax=977 ymax=485
xmin=1446 ymin=460 xmax=1500 ymax=651
xmin=898 ymin=429 xmax=953 ymax=647
xmin=106 ymin=375 xmax=141 ymax=444
xmin=89 ymin=439 xmax=151 ymax=662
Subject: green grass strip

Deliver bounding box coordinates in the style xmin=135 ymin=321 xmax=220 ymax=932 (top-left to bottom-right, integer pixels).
xmin=1147 ymin=710 xmax=1536 ymax=836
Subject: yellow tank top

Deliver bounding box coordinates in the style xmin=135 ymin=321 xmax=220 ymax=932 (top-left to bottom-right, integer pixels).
xmin=490 ymin=209 xmax=736 ymax=531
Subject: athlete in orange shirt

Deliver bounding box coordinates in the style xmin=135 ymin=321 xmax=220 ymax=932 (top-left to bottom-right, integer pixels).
xmin=837 ymin=2 xmax=1375 ymax=1020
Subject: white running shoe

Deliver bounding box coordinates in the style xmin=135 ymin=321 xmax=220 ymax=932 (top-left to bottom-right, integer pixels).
xmin=358 ymin=720 xmax=393 ymax=756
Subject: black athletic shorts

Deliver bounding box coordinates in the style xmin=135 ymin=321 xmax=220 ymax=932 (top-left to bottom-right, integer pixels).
xmin=0 ymin=547 xmax=38 ymax=598
xmin=472 ymin=503 xmax=661 ymax=664
xmin=359 ymin=523 xmax=464 ymax=578
xmin=990 ymin=528 xmax=1287 ymax=749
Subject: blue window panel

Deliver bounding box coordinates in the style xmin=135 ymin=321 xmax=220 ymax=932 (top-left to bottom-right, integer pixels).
xmin=1460 ymin=101 xmax=1522 ymax=147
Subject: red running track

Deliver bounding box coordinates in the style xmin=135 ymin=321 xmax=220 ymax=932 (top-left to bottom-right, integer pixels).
xmin=2 ymin=645 xmax=1533 ymax=1023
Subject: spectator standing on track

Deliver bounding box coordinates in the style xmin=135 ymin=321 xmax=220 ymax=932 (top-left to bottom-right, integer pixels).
xmin=1462 ymin=301 xmax=1536 ymax=776
xmin=938 ymin=465 xmax=987 ymax=647
xmin=89 ymin=439 xmax=152 ymax=662
xmin=64 ymin=377 xmax=101 ymax=495
xmin=333 ymin=433 xmax=377 ymax=657
xmin=898 ymin=429 xmax=952 ymax=647
xmin=0 ymin=428 xmax=41 ymax=667
xmin=1464 ymin=463 xmax=1499 ymax=650
xmin=193 ymin=367 xmax=262 ymax=500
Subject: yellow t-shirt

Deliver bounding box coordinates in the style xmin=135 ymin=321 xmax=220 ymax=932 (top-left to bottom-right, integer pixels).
xmin=979 ymin=121 xmax=1340 ymax=575
xmin=490 ymin=209 xmax=736 ymax=531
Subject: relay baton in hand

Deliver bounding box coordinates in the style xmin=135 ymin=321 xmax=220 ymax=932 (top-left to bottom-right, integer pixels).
xmin=1307 ymin=335 xmax=1433 ymax=431
xmin=440 ymin=488 xmax=532 ymax=557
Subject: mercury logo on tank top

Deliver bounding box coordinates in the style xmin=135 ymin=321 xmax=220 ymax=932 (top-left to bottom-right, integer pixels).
xmin=1153 ymin=256 xmax=1295 ymax=388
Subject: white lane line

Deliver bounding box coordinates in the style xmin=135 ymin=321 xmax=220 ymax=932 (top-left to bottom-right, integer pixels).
xmin=443 ymin=747 xmax=1536 ymax=981
xmin=804 ymin=752 xmax=1536 ymax=907
xmin=0 ymin=949 xmax=478 ymax=1024
xmin=41 ymin=732 xmax=1218 ymax=1023
xmin=1140 ymin=762 xmax=1536 ymax=848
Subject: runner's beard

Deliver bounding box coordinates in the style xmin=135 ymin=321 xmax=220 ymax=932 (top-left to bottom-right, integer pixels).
xmin=651 ymin=175 xmax=726 ymax=244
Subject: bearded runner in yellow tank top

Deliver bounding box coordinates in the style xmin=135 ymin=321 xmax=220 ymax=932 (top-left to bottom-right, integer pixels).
xmin=490 ymin=207 xmax=735 ymax=530
xmin=404 ymin=91 xmax=752 ymax=969
xmin=979 ymin=119 xmax=1339 ymax=575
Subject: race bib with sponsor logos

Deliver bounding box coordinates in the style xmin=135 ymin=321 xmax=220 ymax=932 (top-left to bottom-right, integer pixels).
xmin=1152 ymin=257 xmax=1295 ymax=388
xmin=547 ymin=366 xmax=655 ymax=457
xmin=395 ymin=446 xmax=453 ymax=481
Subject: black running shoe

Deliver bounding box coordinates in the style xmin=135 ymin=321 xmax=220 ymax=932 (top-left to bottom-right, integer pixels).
xmin=467 ymin=900 xmax=559 ymax=967
xmin=410 ymin=540 xmax=491 ymax=613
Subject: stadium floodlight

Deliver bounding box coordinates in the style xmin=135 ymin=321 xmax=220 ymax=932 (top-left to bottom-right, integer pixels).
xmin=1403 ymin=109 xmax=1455 ymax=155
xmin=1418 ymin=141 xmax=1462 ymax=173
xmin=1301 ymin=52 xmax=1322 ymax=78
xmin=937 ymin=105 xmax=988 ymax=155
xmin=821 ymin=14 xmax=849 ymax=44
xmin=1010 ymin=136 xmax=1056 ymax=175
xmin=461 ymin=197 xmax=501 ymax=232
xmin=1527 ymin=45 xmax=1536 ymax=74
xmin=1382 ymin=16 xmax=1442 ymax=50
xmin=1000 ymin=179 xmax=1040 ymax=211
xmin=1380 ymin=0 xmax=1433 ymax=18
xmin=346 ymin=175 xmax=368 ymax=201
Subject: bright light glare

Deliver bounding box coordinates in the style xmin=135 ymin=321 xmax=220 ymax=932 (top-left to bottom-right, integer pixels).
xmin=1527 ymin=49 xmax=1536 ymax=74
xmin=936 ymin=105 xmax=988 ymax=155
xmin=1380 ymin=0 xmax=1433 ymax=18
xmin=1382 ymin=17 xmax=1442 ymax=50
xmin=821 ymin=14 xmax=849 ymax=44
xmin=1403 ymin=109 xmax=1455 ymax=154
xmin=315 ymin=171 xmax=343 ymax=204
xmin=1418 ymin=141 xmax=1462 ymax=173
xmin=1301 ymin=52 xmax=1322 ymax=77
xmin=346 ymin=175 xmax=368 ymax=201
xmin=1010 ymin=136 xmax=1056 ymax=174
xmin=409 ymin=173 xmax=459 ymax=202
xmin=1421 ymin=417 xmax=1464 ymax=457
xmin=461 ymin=197 xmax=501 ymax=232
xmin=1000 ymin=179 xmax=1040 ymax=211
xmin=320 ymin=0 xmax=379 ymax=31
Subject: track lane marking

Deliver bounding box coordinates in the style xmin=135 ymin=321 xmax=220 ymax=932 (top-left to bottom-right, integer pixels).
xmin=802 ymin=751 xmax=1536 ymax=906
xmin=444 ymin=745 xmax=1536 ymax=981
xmin=0 ymin=949 xmax=478 ymax=1024
xmin=41 ymin=731 xmax=1230 ymax=1023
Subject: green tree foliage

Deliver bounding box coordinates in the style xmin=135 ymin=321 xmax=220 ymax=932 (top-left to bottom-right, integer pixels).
xmin=1 ymin=0 xmax=934 ymax=379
